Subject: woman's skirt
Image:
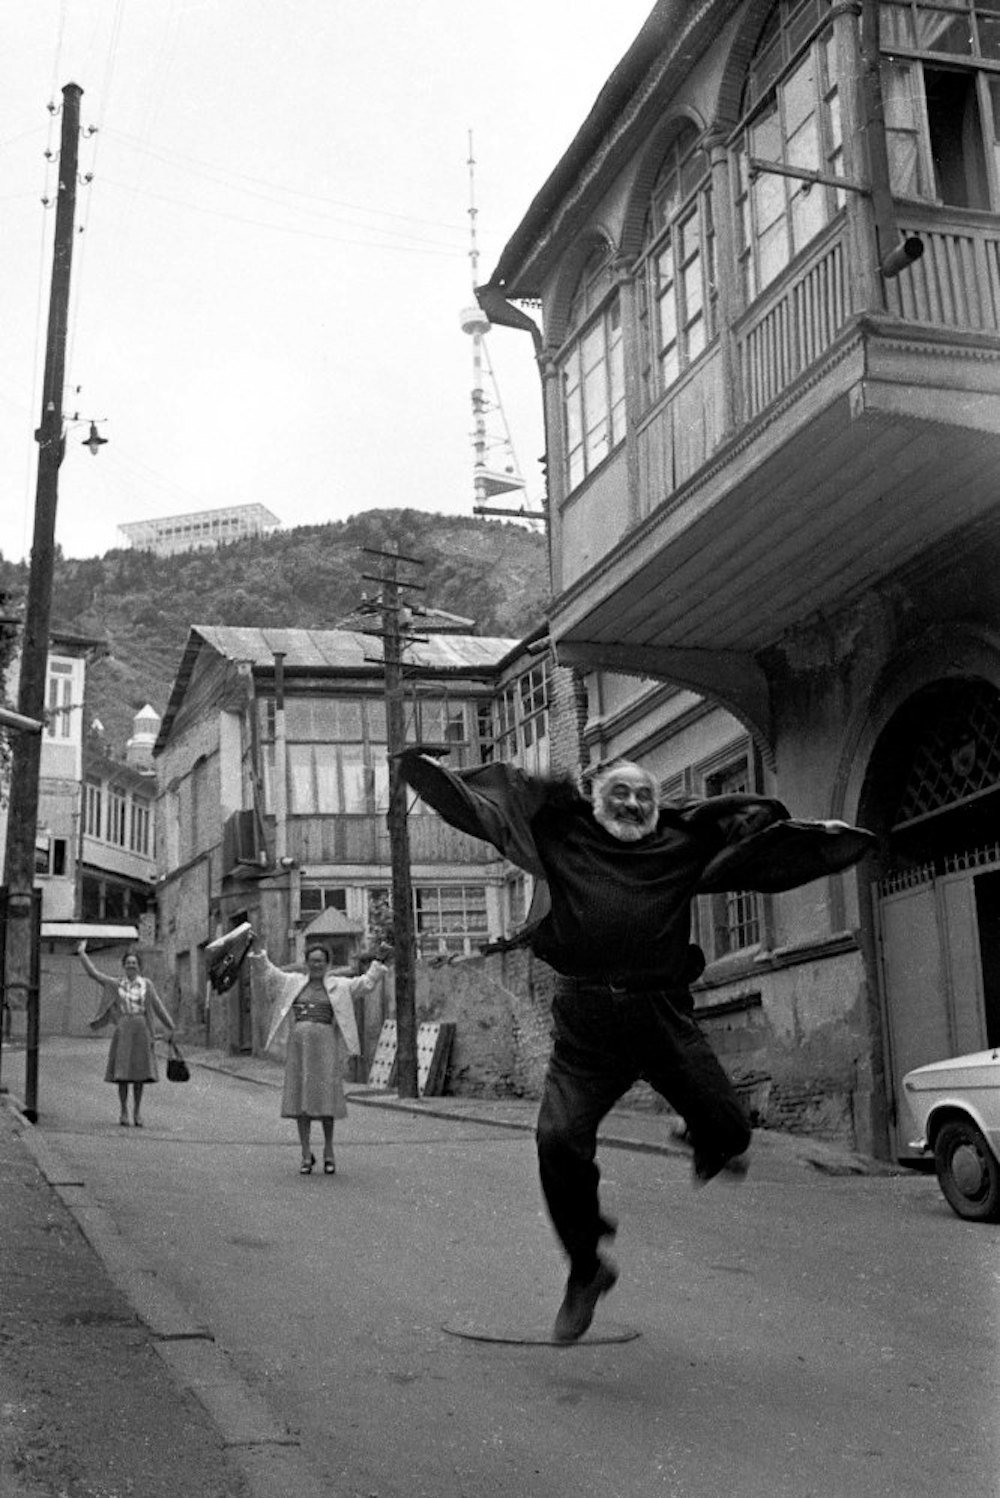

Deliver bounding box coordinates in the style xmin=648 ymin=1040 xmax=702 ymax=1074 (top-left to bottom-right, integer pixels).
xmin=105 ymin=1014 xmax=158 ymax=1083
xmin=281 ymin=1020 xmax=347 ymax=1119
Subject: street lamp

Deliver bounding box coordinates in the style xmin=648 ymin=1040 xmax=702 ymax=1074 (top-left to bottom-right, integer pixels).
xmin=82 ymin=420 xmax=107 ymax=455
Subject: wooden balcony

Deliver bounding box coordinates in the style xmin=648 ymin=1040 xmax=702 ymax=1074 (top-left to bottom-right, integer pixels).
xmin=285 ymin=813 xmax=496 ymax=869
xmin=549 ymin=207 xmax=1000 ymax=735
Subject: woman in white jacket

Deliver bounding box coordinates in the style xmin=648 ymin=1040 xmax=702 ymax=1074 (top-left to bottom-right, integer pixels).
xmin=249 ymin=935 xmax=387 ymax=1175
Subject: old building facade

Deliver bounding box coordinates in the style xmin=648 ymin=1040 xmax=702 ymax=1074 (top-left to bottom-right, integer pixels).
xmin=1 ymin=637 xmax=158 ymax=1035
xmin=152 ymin=623 xmax=563 ymax=1056
xmin=481 ymin=0 xmax=1000 ymax=1156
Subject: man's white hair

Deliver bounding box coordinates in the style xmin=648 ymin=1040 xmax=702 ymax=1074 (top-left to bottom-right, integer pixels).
xmin=591 ymin=760 xmax=658 ymax=802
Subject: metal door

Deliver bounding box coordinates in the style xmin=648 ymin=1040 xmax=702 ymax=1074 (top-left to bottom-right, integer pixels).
xmin=876 ymin=849 xmax=995 ymax=1156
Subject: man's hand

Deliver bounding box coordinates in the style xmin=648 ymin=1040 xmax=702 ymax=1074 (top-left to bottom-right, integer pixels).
xmin=76 ymin=940 xmax=87 ymax=957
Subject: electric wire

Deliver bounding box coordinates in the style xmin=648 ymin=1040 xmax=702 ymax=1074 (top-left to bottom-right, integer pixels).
xmin=103 ymin=126 xmax=469 ymax=236
xmin=93 ymin=174 xmax=467 ymax=257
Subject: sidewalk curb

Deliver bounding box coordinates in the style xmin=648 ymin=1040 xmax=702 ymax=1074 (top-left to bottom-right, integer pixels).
xmin=2 ymin=1092 xmax=336 ymax=1498
xmin=190 ymin=1057 xmax=896 ymax=1177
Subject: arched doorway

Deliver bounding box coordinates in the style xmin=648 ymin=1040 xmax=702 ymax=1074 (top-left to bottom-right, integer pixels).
xmin=860 ymin=677 xmax=1000 ymax=1156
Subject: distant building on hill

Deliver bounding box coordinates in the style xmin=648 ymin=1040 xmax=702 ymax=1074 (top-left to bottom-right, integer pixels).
xmin=118 ymin=503 xmax=280 ymax=556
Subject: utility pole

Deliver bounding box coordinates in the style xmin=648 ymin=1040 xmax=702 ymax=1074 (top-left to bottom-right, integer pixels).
xmin=1 ymin=83 xmax=83 ymax=1119
xmin=361 ymin=545 xmax=424 ymax=1098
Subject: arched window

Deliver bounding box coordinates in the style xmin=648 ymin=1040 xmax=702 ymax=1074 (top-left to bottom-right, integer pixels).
xmin=881 ymin=1 xmax=1000 ymax=209
xmin=732 ymin=0 xmax=843 ymax=299
xmin=636 ymin=123 xmax=716 ymax=404
xmin=560 ymin=245 xmax=625 ymax=492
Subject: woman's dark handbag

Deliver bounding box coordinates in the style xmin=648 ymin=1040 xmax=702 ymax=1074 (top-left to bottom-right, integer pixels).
xmin=166 ymin=1040 xmax=190 ymax=1083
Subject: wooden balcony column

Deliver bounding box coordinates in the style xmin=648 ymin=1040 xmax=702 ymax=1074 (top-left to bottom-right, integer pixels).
xmin=833 ymin=0 xmax=882 ymax=313
xmin=705 ymin=126 xmax=742 ymax=439
xmin=539 ymin=344 xmax=565 ymax=593
xmin=612 ymin=250 xmax=645 ymax=533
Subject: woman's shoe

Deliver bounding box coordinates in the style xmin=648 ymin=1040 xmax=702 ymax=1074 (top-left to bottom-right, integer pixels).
xmin=299 ymin=1153 xmax=316 ymax=1175
xmin=323 ymin=1155 xmax=336 ymax=1175
xmin=133 ymin=1116 xmax=143 ymax=1129
xmin=119 ymin=1115 xmax=129 ymax=1127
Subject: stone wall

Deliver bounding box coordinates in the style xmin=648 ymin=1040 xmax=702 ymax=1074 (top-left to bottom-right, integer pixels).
xmin=410 ymin=943 xmax=869 ymax=1149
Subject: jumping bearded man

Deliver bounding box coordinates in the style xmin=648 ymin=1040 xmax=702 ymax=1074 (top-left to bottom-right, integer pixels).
xmin=398 ymin=746 xmax=873 ymax=1344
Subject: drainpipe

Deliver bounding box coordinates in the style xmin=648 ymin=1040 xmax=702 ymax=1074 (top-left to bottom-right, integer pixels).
xmin=860 ymin=0 xmax=924 ymax=278
xmin=272 ymin=652 xmax=287 ymax=866
xmin=474 ymin=283 xmax=549 ymax=513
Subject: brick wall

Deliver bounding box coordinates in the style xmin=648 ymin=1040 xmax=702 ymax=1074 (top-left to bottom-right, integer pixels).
xmin=547 ymin=663 xmax=587 ymax=776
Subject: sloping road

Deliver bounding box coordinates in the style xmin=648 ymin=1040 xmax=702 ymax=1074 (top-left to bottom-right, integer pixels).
xmin=10 ymin=1037 xmax=999 ymax=1498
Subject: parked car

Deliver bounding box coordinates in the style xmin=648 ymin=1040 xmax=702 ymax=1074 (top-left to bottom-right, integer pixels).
xmin=902 ymin=1049 xmax=1000 ymax=1222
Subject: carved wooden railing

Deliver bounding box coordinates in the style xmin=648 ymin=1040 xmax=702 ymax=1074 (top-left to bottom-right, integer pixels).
xmin=634 ymin=349 xmax=726 ymax=522
xmin=886 ymin=208 xmax=1000 ymax=333
xmin=735 ymin=222 xmax=850 ymax=423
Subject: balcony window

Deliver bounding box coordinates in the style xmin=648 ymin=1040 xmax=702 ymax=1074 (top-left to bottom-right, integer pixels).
xmin=733 ymin=1 xmax=843 ymax=299
xmin=129 ymin=799 xmax=152 ymax=856
xmin=696 ymin=756 xmax=764 ymax=960
xmin=637 ymin=124 xmax=716 ymax=403
xmin=560 ymin=246 xmax=625 ymax=491
xmin=413 ymin=883 xmax=488 ymax=957
xmin=288 ymin=743 xmax=370 ymax=814
xmin=881 ymin=1 xmax=1000 ymax=209
xmin=45 ymin=659 xmax=74 ymax=739
xmin=107 ymin=789 xmax=127 ymax=847
xmin=85 ymin=781 xmax=102 ymax=838
xmin=480 ymin=663 xmax=550 ymax=774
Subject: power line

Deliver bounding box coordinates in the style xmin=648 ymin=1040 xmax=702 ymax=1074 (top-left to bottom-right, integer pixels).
xmin=102 ymin=127 xmax=469 ymax=234
xmin=93 ymin=175 xmax=467 ymax=257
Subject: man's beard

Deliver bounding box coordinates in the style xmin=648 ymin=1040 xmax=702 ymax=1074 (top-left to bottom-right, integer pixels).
xmin=592 ymin=800 xmax=657 ymax=843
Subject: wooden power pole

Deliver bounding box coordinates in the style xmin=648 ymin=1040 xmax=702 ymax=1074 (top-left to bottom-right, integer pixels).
xmin=362 ymin=544 xmax=424 ymax=1099
xmin=1 ymin=83 xmax=83 ymax=1118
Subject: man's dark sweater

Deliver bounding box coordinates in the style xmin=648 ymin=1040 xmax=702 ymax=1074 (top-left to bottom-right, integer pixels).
xmin=530 ymin=800 xmax=725 ymax=978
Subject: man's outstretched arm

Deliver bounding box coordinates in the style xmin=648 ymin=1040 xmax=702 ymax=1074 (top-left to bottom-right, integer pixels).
xmin=396 ymin=747 xmax=548 ymax=875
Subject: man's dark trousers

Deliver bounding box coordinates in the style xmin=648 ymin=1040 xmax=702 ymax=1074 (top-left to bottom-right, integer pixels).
xmin=536 ymin=977 xmax=752 ymax=1273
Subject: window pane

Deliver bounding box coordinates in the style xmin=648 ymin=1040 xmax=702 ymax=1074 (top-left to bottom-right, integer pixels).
xmin=980 ymin=13 xmax=1000 ymax=57
xmin=880 ymin=2 xmax=914 ymax=47
xmin=340 ymin=745 xmax=368 ymax=812
xmin=989 ymin=78 xmax=1000 ymax=183
xmin=608 ymin=338 xmax=625 ymax=436
xmin=790 ymin=180 xmax=828 ymax=248
xmin=881 ymin=62 xmax=925 ymax=195
xmin=564 ymin=378 xmax=583 ymax=453
xmin=751 ymin=102 xmax=782 ymax=162
xmin=366 ymin=699 xmax=386 ymax=740
xmin=758 ymin=215 xmax=791 ymax=287
xmin=915 ymin=4 xmax=974 ymax=54
xmin=658 ymin=286 xmax=678 ymax=349
xmin=584 ymin=362 xmax=608 ymax=434
xmin=682 ymin=256 xmax=704 ymax=320
xmin=753 ymin=168 xmax=786 ymax=233
xmin=313 ymin=748 xmax=341 ymax=812
xmin=787 ymin=111 xmax=820 ymax=172
xmin=288 ymin=744 xmax=316 ymax=812
xmin=783 ymin=54 xmax=817 ymax=136
xmin=581 ymin=321 xmax=605 ymax=375
xmin=660 ymin=344 xmax=680 ymax=388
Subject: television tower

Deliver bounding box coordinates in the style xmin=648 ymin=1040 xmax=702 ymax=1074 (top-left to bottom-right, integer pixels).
xmin=460 ymin=134 xmax=540 ymax=522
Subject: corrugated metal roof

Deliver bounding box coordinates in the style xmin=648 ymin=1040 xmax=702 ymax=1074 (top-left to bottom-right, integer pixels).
xmin=193 ymin=625 xmax=520 ymax=671
xmin=155 ymin=624 xmax=527 ymax=752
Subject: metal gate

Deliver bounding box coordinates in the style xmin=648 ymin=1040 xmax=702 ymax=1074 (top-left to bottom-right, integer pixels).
xmin=876 ymin=844 xmax=997 ymax=1156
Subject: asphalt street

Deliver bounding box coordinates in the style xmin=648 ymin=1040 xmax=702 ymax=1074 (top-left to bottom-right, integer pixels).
xmin=4 ymin=1036 xmax=998 ymax=1498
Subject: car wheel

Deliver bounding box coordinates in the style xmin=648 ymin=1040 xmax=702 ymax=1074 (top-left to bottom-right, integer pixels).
xmin=933 ymin=1119 xmax=1000 ymax=1223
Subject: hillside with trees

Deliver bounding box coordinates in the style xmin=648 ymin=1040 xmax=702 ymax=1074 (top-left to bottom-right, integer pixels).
xmin=0 ymin=510 xmax=550 ymax=754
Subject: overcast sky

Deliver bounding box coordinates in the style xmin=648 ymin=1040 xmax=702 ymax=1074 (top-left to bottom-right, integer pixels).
xmin=0 ymin=1 xmax=654 ymax=563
